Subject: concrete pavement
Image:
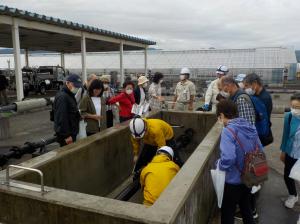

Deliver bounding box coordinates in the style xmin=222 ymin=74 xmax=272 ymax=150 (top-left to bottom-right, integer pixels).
xmin=258 ymin=114 xmax=300 ymax=224
xmin=211 ymin=114 xmax=300 ymax=224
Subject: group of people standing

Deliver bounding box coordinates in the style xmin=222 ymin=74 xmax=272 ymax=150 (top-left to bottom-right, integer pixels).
xmin=209 ymin=70 xmax=272 ymax=224
xmin=204 ymin=66 xmax=299 ymax=224
xmin=52 ymin=71 xmax=166 ymax=145
xmin=53 ymin=66 xmax=199 ymax=146
xmin=51 ymin=71 xmax=182 ymax=207
xmin=52 ymin=66 xmax=299 ymax=223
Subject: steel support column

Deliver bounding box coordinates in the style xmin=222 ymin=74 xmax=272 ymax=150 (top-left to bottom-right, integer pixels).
xmin=61 ymin=52 xmax=65 ymax=69
xmin=120 ymin=42 xmax=124 ymax=86
xmin=12 ymin=19 xmax=24 ymax=101
xmin=81 ymin=33 xmax=87 ymax=82
xmin=144 ymin=47 xmax=148 ymax=76
xmin=25 ymin=49 xmax=29 ymax=67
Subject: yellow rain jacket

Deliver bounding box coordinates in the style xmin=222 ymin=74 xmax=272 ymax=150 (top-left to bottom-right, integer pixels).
xmin=131 ymin=119 xmax=174 ymax=156
xmin=140 ymin=154 xmax=180 ymax=206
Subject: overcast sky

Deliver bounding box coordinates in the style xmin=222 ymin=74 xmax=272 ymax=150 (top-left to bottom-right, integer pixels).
xmin=1 ymin=0 xmax=300 ymax=50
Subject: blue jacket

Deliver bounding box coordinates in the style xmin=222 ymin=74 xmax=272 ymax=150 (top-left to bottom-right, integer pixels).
xmin=280 ymin=112 xmax=300 ymax=156
xmin=218 ymin=118 xmax=263 ymax=185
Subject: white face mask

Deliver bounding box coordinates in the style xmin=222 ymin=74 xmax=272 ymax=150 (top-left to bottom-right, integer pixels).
xmin=159 ymin=79 xmax=164 ymax=84
xmin=71 ymin=87 xmax=79 ymax=94
xmin=218 ymin=117 xmax=224 ymax=126
xmin=126 ymin=89 xmax=133 ymax=95
xmin=291 ymin=108 xmax=300 ymax=117
xmin=103 ymin=84 xmax=109 ymax=89
xmin=180 ymin=75 xmax=186 ymax=81
xmin=143 ymin=83 xmax=148 ymax=88
xmin=220 ymin=90 xmax=230 ymax=98
xmin=245 ymin=88 xmax=255 ymax=95
xmin=238 ymin=82 xmax=244 ymax=89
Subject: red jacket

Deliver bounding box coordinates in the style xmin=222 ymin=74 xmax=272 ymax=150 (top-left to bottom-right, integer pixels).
xmin=108 ymin=92 xmax=135 ymax=118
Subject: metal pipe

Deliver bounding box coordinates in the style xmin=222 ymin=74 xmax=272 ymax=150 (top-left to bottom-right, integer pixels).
xmin=0 ymin=97 xmax=54 ymax=113
xmin=0 ymin=104 xmax=17 ymax=112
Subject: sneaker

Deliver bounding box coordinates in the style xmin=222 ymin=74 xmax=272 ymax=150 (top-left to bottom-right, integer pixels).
xmin=251 ymin=185 xmax=262 ymax=194
xmin=252 ymin=210 xmax=259 ymax=219
xmin=284 ymin=195 xmax=298 ymax=208
xmin=234 ymin=210 xmax=259 ymax=220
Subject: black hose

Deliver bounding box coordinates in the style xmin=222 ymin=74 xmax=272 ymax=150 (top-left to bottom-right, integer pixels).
xmin=0 ymin=136 xmax=57 ymax=167
xmin=114 ymin=179 xmax=140 ymax=201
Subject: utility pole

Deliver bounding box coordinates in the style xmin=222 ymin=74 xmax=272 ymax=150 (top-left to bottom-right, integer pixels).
xmin=7 ymin=59 xmax=11 ymax=72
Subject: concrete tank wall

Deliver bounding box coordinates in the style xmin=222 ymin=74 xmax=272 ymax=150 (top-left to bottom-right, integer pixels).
xmin=155 ymin=119 xmax=221 ymax=224
xmin=13 ymin=122 xmax=134 ymax=197
xmin=0 ymin=111 xmax=221 ymax=224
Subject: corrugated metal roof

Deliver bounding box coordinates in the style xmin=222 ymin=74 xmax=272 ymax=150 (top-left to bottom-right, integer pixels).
xmin=0 ymin=5 xmax=156 ymax=46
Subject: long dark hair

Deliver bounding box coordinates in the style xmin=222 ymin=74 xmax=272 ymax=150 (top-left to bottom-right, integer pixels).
xmin=88 ymin=79 xmax=104 ymax=97
xmin=152 ymin=72 xmax=164 ymax=84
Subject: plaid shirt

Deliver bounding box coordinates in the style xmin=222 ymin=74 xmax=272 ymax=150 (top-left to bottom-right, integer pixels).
xmin=236 ymin=96 xmax=256 ymax=126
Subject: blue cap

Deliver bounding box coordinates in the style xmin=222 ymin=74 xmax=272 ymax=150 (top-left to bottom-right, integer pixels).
xmin=66 ymin=74 xmax=82 ymax=88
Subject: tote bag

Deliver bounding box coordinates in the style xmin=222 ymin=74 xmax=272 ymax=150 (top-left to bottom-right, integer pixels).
xmin=77 ymin=120 xmax=87 ymax=140
xmin=289 ymin=159 xmax=300 ymax=182
xmin=211 ymin=161 xmax=226 ymax=208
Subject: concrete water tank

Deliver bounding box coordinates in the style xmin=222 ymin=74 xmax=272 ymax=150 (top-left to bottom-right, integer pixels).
xmin=0 ymin=111 xmax=221 ymax=224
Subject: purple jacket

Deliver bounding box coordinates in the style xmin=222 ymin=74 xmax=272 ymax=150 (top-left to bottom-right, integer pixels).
xmin=218 ymin=118 xmax=263 ymax=185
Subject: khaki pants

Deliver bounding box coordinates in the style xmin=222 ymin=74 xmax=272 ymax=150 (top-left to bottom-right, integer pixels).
xmin=174 ymin=102 xmax=189 ymax=111
xmin=0 ymin=89 xmax=8 ymax=105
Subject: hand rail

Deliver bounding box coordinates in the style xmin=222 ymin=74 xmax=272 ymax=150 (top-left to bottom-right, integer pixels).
xmin=6 ymin=165 xmax=44 ymax=192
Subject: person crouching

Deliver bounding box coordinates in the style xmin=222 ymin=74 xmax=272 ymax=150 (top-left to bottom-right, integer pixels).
xmin=140 ymin=146 xmax=180 ymax=206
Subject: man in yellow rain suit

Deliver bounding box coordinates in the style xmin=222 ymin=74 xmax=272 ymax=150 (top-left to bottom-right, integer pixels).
xmin=129 ymin=117 xmax=176 ymax=177
xmin=140 ymin=146 xmax=180 ymax=206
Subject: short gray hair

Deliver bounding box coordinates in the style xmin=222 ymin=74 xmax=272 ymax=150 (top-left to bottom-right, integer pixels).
xmin=244 ymin=73 xmax=262 ymax=86
xmin=221 ymin=75 xmax=237 ymax=86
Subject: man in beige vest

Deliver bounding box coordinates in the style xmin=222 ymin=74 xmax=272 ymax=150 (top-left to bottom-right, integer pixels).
xmin=172 ymin=68 xmax=196 ymax=111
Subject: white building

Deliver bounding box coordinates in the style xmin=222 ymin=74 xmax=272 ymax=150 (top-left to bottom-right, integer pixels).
xmin=0 ymin=46 xmax=297 ymax=84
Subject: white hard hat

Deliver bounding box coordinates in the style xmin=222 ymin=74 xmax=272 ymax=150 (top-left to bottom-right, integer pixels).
xmin=138 ymin=76 xmax=149 ymax=85
xmin=180 ymin=67 xmax=190 ymax=75
xmin=216 ymin=65 xmax=229 ymax=75
xmin=235 ymin=74 xmax=246 ymax=82
xmin=129 ymin=118 xmax=146 ymax=138
xmin=157 ymin=146 xmax=174 ymax=159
